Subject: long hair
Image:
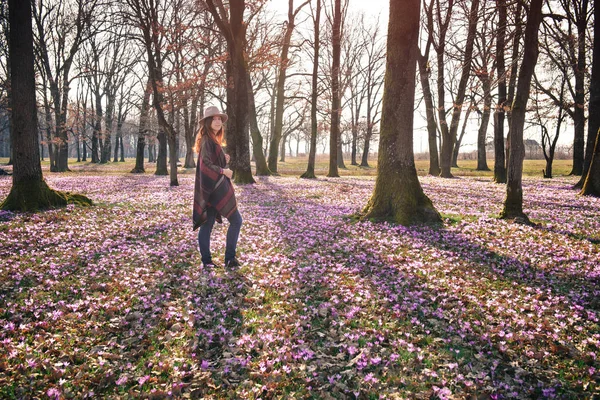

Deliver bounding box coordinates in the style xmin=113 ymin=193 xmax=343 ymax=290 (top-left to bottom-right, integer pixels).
xmin=194 ymin=117 xmax=225 ymax=154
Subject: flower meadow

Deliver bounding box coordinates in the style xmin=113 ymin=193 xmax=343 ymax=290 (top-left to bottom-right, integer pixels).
xmin=0 ymin=173 xmax=599 ymax=399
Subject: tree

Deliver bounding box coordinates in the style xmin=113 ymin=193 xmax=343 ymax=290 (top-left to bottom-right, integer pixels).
xmin=360 ymin=0 xmax=440 ymax=225
xmin=327 ymin=0 xmax=342 ymax=177
xmin=300 ymin=0 xmax=321 ymax=179
xmin=205 ymin=0 xmax=255 ymax=184
xmin=267 ymin=0 xmax=310 ymax=174
xmin=32 ymin=0 xmax=97 ymax=172
xmin=125 ymin=0 xmax=179 ymax=185
xmin=580 ymin=0 xmax=599 ymax=196
xmin=443 ymin=0 xmax=480 ymax=177
xmin=493 ymin=0 xmax=507 ymax=183
xmin=418 ymin=5 xmax=440 ymax=176
xmin=1 ymin=0 xmax=91 ymax=211
xmin=500 ymin=0 xmax=544 ymax=221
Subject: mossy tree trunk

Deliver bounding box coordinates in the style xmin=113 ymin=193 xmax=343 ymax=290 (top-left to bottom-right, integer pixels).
xmin=580 ymin=2 xmax=600 ymax=196
xmin=361 ymin=0 xmax=440 ymax=226
xmin=2 ymin=0 xmax=91 ymax=211
xmin=501 ymin=0 xmax=543 ymax=221
xmin=300 ymin=0 xmax=321 ymax=180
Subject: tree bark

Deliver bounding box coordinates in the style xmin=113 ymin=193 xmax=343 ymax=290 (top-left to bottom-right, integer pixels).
xmin=132 ymin=78 xmax=151 ymax=173
xmin=476 ymin=75 xmax=491 ymax=171
xmin=494 ymin=0 xmax=507 ymax=183
xmin=501 ymin=0 xmax=543 ymax=221
xmin=247 ymin=74 xmax=271 ymax=175
xmin=570 ymin=0 xmax=588 ymax=176
xmin=206 ymin=0 xmax=254 ymax=184
xmin=301 ymin=0 xmax=320 ymax=179
xmin=580 ymin=1 xmax=600 ymax=196
xmin=418 ymin=52 xmax=440 ymax=176
xmin=361 ymin=0 xmax=440 ymax=225
xmin=2 ymin=0 xmax=90 ymax=211
xmin=327 ymin=0 xmax=341 ymax=178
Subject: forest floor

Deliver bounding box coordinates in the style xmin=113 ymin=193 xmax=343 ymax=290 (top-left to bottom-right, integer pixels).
xmin=0 ymin=159 xmax=598 ymax=399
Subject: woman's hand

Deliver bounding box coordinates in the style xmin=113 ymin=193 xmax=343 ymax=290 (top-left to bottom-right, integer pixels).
xmin=223 ymin=168 xmax=233 ymax=179
xmin=225 ymin=154 xmax=231 ymax=164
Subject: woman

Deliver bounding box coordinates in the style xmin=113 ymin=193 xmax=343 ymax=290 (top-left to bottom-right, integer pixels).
xmin=193 ymin=105 xmax=242 ymax=269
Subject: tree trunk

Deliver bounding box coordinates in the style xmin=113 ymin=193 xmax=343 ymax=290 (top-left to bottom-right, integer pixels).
xmin=443 ymin=0 xmax=479 ymax=177
xmin=132 ymin=78 xmax=151 ymax=173
xmin=247 ymin=75 xmax=271 ymax=175
xmin=206 ymin=0 xmax=254 ymax=184
xmin=494 ymin=0 xmax=507 ymax=183
xmin=360 ymin=128 xmax=372 ymax=167
xmin=300 ymin=0 xmax=320 ymax=179
xmin=418 ymin=52 xmax=440 ymax=176
xmin=501 ymin=0 xmax=543 ymax=221
xmin=452 ymin=104 xmax=471 ymax=167
xmin=570 ymin=3 xmax=588 ymax=177
xmin=102 ymin=94 xmax=115 ymax=163
xmin=2 ymin=0 xmax=90 ymax=211
xmin=268 ymin=0 xmax=300 ymax=174
xmin=580 ymin=1 xmax=600 ymax=196
xmin=92 ymin=91 xmax=102 ymax=163
xmin=327 ymin=0 xmax=341 ymax=178
xmin=361 ymin=0 xmax=440 ymax=225
xmin=476 ymin=75 xmax=491 ymax=171
xmin=155 ymin=129 xmax=168 ymax=175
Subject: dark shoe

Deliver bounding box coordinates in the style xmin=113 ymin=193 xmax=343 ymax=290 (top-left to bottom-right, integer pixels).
xmin=225 ymin=258 xmax=240 ymax=269
xmin=202 ymin=262 xmax=218 ymax=270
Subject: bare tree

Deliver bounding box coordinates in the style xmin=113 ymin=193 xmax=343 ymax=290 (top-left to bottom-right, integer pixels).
xmin=266 ymin=0 xmax=310 ymax=174
xmin=501 ymin=0 xmax=544 ymax=222
xmin=125 ymin=0 xmax=180 ymax=185
xmin=301 ymin=0 xmax=321 ymax=179
xmin=32 ymin=0 xmax=97 ymax=172
xmin=361 ymin=0 xmax=440 ymax=225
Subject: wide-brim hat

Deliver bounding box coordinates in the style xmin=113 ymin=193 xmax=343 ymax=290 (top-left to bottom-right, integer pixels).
xmin=199 ymin=105 xmax=228 ymax=124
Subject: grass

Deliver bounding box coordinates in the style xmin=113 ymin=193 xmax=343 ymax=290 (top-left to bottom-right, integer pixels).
xmin=0 ymin=156 xmax=575 ymax=178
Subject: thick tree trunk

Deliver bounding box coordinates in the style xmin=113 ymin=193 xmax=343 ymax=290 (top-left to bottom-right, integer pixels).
xmin=501 ymin=0 xmax=543 ymax=221
xmin=360 ymin=130 xmax=372 ymax=168
xmin=327 ymin=0 xmax=341 ymax=178
xmin=207 ymin=0 xmax=254 ymax=184
xmin=2 ymin=0 xmax=90 ymax=211
xmin=418 ymin=53 xmax=440 ymax=176
xmin=300 ymin=0 xmax=320 ymax=179
xmin=102 ymin=94 xmax=115 ymax=163
xmin=155 ymin=129 xmax=168 ymax=175
xmin=361 ymin=0 xmax=440 ymax=225
xmin=580 ymin=1 xmax=600 ymax=196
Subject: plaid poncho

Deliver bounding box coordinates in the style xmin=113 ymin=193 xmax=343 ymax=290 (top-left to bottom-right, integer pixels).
xmin=192 ymin=136 xmax=237 ymax=230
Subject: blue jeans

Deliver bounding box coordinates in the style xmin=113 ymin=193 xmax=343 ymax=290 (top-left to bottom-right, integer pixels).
xmin=197 ymin=207 xmax=242 ymax=265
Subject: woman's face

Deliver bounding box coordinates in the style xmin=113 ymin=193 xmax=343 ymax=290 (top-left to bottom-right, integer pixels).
xmin=210 ymin=116 xmax=223 ymax=133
